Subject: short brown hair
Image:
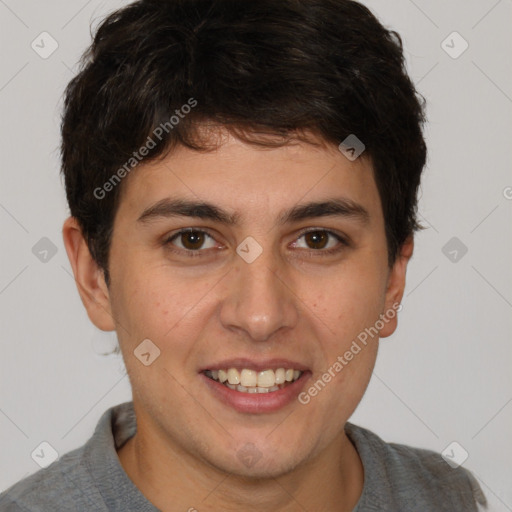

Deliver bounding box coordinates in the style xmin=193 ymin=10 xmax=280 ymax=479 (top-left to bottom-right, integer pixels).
xmin=61 ymin=0 xmax=427 ymax=285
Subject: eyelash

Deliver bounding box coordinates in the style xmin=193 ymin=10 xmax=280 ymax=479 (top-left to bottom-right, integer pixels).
xmin=163 ymin=228 xmax=349 ymax=258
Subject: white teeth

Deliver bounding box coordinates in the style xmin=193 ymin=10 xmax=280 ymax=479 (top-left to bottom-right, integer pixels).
xmin=204 ymin=367 xmax=304 ymax=393
xmin=257 ymin=370 xmax=275 ymax=388
xmin=275 ymin=368 xmax=286 ymax=385
xmin=227 ymin=368 xmax=240 ymax=385
xmin=240 ymin=369 xmax=257 ymax=387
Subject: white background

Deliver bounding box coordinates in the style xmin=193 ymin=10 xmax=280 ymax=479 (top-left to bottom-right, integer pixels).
xmin=1 ymin=0 xmax=511 ymax=510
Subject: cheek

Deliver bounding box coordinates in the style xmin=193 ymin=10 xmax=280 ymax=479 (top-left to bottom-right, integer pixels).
xmin=110 ymin=272 xmax=209 ymax=392
xmin=110 ymin=263 xmax=225 ymax=378
xmin=110 ymin=265 xmax=197 ymax=345
xmin=313 ymin=266 xmax=387 ymax=342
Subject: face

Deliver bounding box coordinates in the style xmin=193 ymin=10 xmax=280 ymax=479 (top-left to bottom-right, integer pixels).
xmin=65 ymin=129 xmax=411 ymax=479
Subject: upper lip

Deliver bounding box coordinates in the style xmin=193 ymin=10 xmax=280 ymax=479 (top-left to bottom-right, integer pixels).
xmin=199 ymin=358 xmax=310 ymax=373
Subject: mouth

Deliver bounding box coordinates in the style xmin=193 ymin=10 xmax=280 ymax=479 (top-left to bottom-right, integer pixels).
xmin=199 ymin=358 xmax=311 ymax=413
xmin=203 ymin=367 xmax=304 ymax=394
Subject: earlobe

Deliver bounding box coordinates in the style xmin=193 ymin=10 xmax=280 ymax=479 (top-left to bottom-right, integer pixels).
xmin=379 ymin=237 xmax=414 ymax=339
xmin=62 ymin=216 xmax=116 ymax=331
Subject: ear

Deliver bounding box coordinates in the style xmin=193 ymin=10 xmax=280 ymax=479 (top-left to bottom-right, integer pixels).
xmin=379 ymin=236 xmax=414 ymax=339
xmin=62 ymin=216 xmax=116 ymax=331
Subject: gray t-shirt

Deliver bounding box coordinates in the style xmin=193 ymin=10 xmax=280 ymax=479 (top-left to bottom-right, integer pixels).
xmin=0 ymin=401 xmax=487 ymax=511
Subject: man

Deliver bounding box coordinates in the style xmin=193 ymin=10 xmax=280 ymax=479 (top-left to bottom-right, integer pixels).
xmin=0 ymin=0 xmax=488 ymax=510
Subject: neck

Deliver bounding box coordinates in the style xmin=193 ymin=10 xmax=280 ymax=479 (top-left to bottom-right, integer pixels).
xmin=117 ymin=421 xmax=363 ymax=512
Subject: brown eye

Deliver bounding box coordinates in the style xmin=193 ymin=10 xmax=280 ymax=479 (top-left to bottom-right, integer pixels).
xmin=292 ymin=229 xmax=348 ymax=255
xmin=166 ymin=229 xmax=217 ymax=253
xmin=303 ymin=231 xmax=329 ymax=250
xmin=180 ymin=231 xmax=206 ymax=250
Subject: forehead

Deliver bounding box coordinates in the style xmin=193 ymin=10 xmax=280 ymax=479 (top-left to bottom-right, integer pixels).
xmin=117 ymin=130 xmax=382 ymax=224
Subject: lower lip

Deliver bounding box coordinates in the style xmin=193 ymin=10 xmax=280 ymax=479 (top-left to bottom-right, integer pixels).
xmin=200 ymin=372 xmax=311 ymax=414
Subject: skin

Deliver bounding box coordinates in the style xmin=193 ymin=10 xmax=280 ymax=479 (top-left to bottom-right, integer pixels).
xmin=63 ymin=128 xmax=413 ymax=512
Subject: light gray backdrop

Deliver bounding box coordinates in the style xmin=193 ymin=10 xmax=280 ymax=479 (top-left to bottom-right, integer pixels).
xmin=1 ymin=0 xmax=511 ymax=510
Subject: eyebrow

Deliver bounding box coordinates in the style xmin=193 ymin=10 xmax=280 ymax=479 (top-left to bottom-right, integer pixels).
xmin=137 ymin=197 xmax=369 ymax=226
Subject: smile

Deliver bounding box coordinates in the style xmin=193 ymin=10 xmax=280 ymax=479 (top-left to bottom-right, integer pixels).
xmin=204 ymin=368 xmax=303 ymax=394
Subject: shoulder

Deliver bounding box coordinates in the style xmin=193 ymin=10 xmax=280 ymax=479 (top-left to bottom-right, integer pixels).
xmin=0 ymin=444 xmax=103 ymax=512
xmin=0 ymin=402 xmax=138 ymax=512
xmin=0 ymin=432 xmax=112 ymax=512
xmin=346 ymin=423 xmax=488 ymax=511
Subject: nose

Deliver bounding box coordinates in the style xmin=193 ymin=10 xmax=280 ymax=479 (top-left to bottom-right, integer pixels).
xmin=219 ymin=248 xmax=299 ymax=342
